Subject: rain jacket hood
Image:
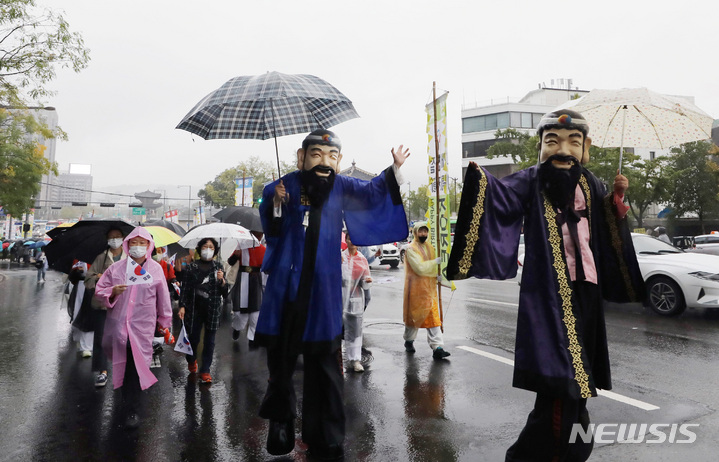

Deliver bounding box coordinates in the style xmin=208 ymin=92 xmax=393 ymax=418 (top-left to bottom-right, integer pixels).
xmin=123 ymin=227 xmax=155 ymax=259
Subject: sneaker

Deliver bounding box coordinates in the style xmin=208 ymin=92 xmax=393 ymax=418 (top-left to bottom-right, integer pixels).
xmin=432 ymin=347 xmax=451 ymax=360
xmin=232 ymin=329 xmax=240 ymax=340
xmin=95 ymin=372 xmax=108 ymax=387
xmin=81 ymin=350 xmax=92 ymax=358
xmin=188 ymin=360 xmax=198 ymax=373
xmin=404 ymin=341 xmax=415 ymax=353
xmin=351 ymin=360 xmax=364 ymax=373
xmin=199 ymin=372 xmax=212 ymax=384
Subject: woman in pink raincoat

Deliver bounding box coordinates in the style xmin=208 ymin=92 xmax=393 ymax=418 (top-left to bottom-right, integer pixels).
xmin=95 ymin=227 xmax=173 ymax=429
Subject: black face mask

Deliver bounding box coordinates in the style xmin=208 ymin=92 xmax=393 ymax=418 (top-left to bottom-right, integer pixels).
xmin=417 ymin=235 xmax=428 ymax=243
xmin=300 ymin=165 xmax=336 ymax=206
xmin=538 ymin=154 xmax=582 ymax=211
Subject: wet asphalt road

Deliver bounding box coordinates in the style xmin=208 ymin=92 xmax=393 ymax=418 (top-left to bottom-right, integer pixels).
xmin=1 ymin=259 xmax=719 ymax=461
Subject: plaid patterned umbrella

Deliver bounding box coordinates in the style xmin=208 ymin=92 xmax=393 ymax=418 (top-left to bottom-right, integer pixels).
xmin=176 ymin=72 xmax=359 ymax=175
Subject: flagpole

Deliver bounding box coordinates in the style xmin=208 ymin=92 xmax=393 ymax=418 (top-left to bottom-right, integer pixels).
xmin=432 ymin=81 xmax=444 ymax=333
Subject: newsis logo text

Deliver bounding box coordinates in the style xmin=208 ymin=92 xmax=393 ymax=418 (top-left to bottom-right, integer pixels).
xmin=569 ymin=423 xmax=699 ymax=444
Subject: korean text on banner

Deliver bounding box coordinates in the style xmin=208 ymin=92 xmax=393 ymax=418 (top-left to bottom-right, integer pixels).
xmin=425 ymin=92 xmax=452 ymax=280
xmin=234 ymin=177 xmax=254 ymax=207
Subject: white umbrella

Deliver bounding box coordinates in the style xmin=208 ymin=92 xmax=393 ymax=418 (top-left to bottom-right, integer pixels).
xmin=555 ymin=87 xmax=714 ymax=172
xmin=178 ymin=222 xmax=259 ymax=261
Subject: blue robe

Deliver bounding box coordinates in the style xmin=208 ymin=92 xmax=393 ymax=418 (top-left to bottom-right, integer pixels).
xmin=447 ymin=165 xmax=644 ymax=399
xmin=256 ymin=166 xmax=407 ymax=352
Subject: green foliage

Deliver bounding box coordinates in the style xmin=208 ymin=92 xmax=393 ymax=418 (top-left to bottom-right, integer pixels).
xmin=0 ymin=0 xmax=89 ymax=216
xmin=0 ymin=101 xmax=60 ymax=216
xmin=485 ymin=128 xmax=538 ymax=170
xmin=403 ymin=185 xmax=430 ymax=223
xmin=1 ymin=0 xmax=90 ymax=101
xmin=623 ymin=157 xmax=672 ymax=227
xmin=198 ymin=156 xmax=295 ymax=208
xmin=666 ymin=141 xmax=719 ymax=233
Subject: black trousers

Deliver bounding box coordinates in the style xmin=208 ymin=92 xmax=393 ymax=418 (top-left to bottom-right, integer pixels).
xmin=258 ymin=306 xmax=345 ymax=451
xmin=91 ymin=309 xmax=107 ymax=372
xmin=506 ymin=394 xmax=592 ymax=462
xmin=506 ymin=281 xmax=601 ymax=462
xmin=122 ymin=341 xmax=142 ymax=415
xmin=185 ymin=298 xmax=217 ymax=374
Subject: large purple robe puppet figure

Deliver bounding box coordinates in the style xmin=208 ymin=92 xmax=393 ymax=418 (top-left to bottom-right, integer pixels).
xmin=447 ymin=110 xmax=644 ymax=462
xmin=255 ymin=129 xmax=409 ymax=459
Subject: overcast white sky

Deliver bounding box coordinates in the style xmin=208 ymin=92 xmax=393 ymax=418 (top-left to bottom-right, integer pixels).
xmin=47 ymin=0 xmax=719 ymax=202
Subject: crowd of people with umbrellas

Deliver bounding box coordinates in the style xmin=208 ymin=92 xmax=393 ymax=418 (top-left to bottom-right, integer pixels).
xmin=2 ymin=69 xmax=714 ymax=461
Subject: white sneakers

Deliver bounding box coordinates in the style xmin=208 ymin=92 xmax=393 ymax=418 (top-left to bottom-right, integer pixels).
xmin=350 ymin=360 xmax=364 ymax=373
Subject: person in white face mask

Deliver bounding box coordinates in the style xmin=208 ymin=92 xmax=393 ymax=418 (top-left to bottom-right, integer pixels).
xmin=85 ymin=227 xmax=128 ymax=388
xmin=177 ymin=237 xmax=228 ymax=385
xmin=94 ymin=227 xmax=173 ymax=429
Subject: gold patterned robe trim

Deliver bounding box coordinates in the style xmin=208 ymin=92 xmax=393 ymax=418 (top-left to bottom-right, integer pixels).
xmin=457 ymin=170 xmax=488 ymax=278
xmin=543 ymin=194 xmax=593 ymax=399
xmin=603 ymin=195 xmax=637 ymax=301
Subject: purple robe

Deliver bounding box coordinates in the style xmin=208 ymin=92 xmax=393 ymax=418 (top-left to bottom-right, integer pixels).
xmin=448 ymin=165 xmax=644 ymax=399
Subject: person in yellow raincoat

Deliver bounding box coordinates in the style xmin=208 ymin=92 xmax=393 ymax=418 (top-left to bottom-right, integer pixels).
xmin=402 ymin=222 xmax=450 ymax=359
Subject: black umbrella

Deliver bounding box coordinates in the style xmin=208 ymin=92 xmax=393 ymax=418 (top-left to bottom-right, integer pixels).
xmin=45 ymin=219 xmax=136 ymax=273
xmin=213 ymin=206 xmax=262 ymax=232
xmin=176 ymin=71 xmax=360 ymax=177
xmin=144 ymin=219 xmax=187 ymax=237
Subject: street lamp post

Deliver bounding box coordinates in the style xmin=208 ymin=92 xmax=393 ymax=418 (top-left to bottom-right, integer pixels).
xmin=179 ymin=185 xmax=192 ymax=229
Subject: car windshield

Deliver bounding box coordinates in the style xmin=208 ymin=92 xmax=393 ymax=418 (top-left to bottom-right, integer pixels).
xmin=695 ymin=235 xmax=719 ymax=244
xmin=632 ymin=234 xmax=682 ymax=255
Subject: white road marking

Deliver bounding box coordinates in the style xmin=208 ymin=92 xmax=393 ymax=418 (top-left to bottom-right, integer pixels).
xmin=467 ymin=298 xmax=518 ymax=307
xmin=457 ymin=346 xmax=660 ymax=411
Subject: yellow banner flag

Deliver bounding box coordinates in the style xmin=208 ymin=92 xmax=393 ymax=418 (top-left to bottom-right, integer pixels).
xmin=425 ymin=91 xmax=453 ymax=288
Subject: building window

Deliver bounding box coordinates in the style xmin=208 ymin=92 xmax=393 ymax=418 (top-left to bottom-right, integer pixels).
xmin=650 ymin=151 xmax=655 ymax=160
xmin=463 ymin=139 xmax=499 ymax=158
xmin=533 ymin=113 xmax=543 ymax=128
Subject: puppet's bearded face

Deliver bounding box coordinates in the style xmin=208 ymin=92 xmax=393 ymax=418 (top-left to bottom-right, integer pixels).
xmin=539 ymin=128 xmax=591 ymax=167
xmin=297 ymin=144 xmax=342 ymax=176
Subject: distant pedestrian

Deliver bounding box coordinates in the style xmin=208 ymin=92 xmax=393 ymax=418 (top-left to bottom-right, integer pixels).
xmin=178 ymin=238 xmax=228 ymax=384
xmin=67 ymin=260 xmax=94 ymax=358
xmin=402 ymin=222 xmax=450 ymax=359
xmin=94 ymin=227 xmax=172 ymax=429
xmin=655 ymin=226 xmax=671 ymax=244
xmin=85 ymin=228 xmax=127 ymax=388
xmin=35 ymin=250 xmax=48 ymax=282
xmin=227 ymin=232 xmax=266 ymax=346
xmin=341 ymin=232 xmax=372 ymax=372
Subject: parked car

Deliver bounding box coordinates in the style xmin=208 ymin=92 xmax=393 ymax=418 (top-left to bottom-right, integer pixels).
xmin=369 ymin=243 xmax=401 ymax=268
xmin=672 ymin=235 xmax=695 ymax=250
xmin=689 ymin=233 xmax=719 ymax=256
xmin=632 ymin=233 xmax=719 ymax=316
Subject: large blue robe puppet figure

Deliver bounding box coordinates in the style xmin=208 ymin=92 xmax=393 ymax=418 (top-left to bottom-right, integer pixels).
xmin=447 ymin=110 xmax=644 ymax=462
xmin=256 ymin=129 xmax=409 ymax=459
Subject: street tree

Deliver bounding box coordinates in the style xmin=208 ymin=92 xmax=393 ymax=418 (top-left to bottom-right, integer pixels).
xmin=1 ymin=0 xmax=90 ymax=101
xmin=486 ymin=128 xmax=538 ymax=169
xmin=198 ymin=156 xmax=294 ymax=208
xmin=1 ymin=0 xmax=90 ymax=216
xmin=403 ymin=184 xmax=430 ymax=223
xmin=623 ymin=157 xmax=672 ymax=228
xmin=666 ymin=141 xmax=719 ymax=233
xmin=0 ymin=103 xmax=59 ymax=216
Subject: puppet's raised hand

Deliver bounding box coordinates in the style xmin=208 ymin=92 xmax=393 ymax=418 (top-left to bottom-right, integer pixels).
xmin=469 ymin=161 xmax=479 ymax=170
xmin=392 ymin=145 xmax=411 ymax=169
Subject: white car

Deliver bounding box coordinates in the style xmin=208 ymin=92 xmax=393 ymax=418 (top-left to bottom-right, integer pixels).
xmin=632 ymin=233 xmax=719 ymax=316
xmin=689 ymin=234 xmax=719 ymax=256
xmin=368 ymin=243 xmax=401 ymax=268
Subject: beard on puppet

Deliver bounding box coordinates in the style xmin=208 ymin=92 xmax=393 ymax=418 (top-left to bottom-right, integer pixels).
xmin=296 ymin=131 xmax=344 ymax=205
xmin=537 ymin=109 xmax=592 ymax=213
